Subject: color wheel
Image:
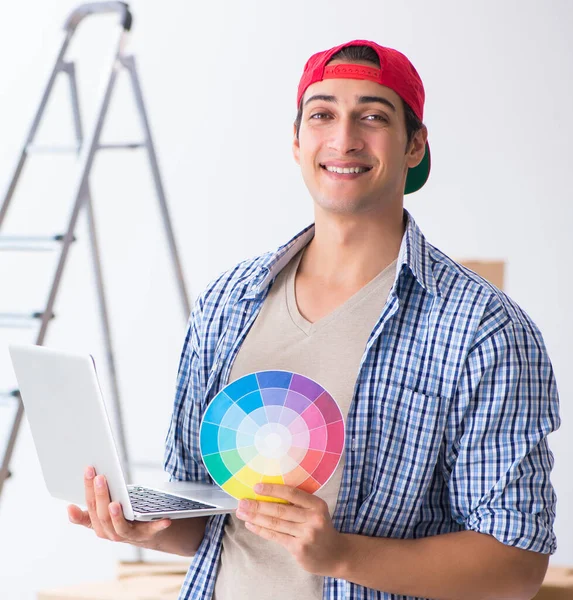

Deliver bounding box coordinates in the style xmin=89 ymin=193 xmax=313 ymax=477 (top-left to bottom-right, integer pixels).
xmin=200 ymin=371 xmax=345 ymax=502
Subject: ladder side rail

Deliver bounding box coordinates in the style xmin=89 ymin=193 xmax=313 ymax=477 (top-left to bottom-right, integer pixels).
xmin=63 ymin=62 xmax=84 ymax=146
xmin=0 ymin=33 xmax=76 ymax=497
xmin=36 ymin=31 xmax=129 ymax=347
xmin=64 ymin=2 xmax=132 ymax=35
xmin=0 ymin=399 xmax=24 ymax=498
xmin=0 ymin=29 xmax=130 ymax=499
xmin=0 ymin=33 xmax=74 ymax=228
xmin=122 ymin=55 xmax=192 ymax=318
xmin=84 ymin=190 xmax=133 ymax=483
xmin=66 ymin=62 xmax=133 ymax=484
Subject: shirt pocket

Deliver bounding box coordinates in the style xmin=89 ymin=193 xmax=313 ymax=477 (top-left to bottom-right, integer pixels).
xmin=355 ymin=382 xmax=450 ymax=534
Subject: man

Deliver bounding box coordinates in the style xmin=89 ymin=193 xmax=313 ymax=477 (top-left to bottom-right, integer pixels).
xmin=68 ymin=40 xmax=560 ymax=600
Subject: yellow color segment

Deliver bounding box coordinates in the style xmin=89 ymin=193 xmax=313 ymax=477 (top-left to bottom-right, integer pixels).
xmin=235 ymin=465 xmax=262 ymax=487
xmin=222 ymin=478 xmax=258 ymax=500
xmin=261 ymin=474 xmax=284 ymax=485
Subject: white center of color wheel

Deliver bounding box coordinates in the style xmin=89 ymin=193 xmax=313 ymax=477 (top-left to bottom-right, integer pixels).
xmin=266 ymin=433 xmax=282 ymax=451
xmin=255 ymin=423 xmax=292 ymax=459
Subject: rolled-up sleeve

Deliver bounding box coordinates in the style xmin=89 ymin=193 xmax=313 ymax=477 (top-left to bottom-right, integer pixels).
xmin=163 ymin=294 xmax=211 ymax=483
xmin=447 ymin=319 xmax=561 ymax=554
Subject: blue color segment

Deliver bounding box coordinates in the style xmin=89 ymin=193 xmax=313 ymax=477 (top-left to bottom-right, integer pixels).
xmin=249 ymin=406 xmax=268 ymax=427
xmin=204 ymin=392 xmax=234 ymax=425
xmin=237 ymin=415 xmax=259 ymax=436
xmin=218 ymin=427 xmax=238 ymax=452
xmin=220 ymin=402 xmax=247 ymax=430
xmin=257 ymin=371 xmax=293 ymax=390
xmin=224 ymin=373 xmax=259 ymax=401
xmin=237 ymin=389 xmax=264 ymax=414
xmin=236 ymin=429 xmax=255 ymax=448
xmin=200 ymin=422 xmax=220 ymax=456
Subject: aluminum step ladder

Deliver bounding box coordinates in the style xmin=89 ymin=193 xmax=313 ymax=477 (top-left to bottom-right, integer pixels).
xmin=0 ymin=2 xmax=191 ymax=505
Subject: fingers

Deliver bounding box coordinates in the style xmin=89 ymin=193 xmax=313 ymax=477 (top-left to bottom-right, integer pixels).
xmin=84 ymin=467 xmax=107 ymax=538
xmin=254 ymin=483 xmax=316 ymax=508
xmin=93 ymin=474 xmax=121 ymax=541
xmin=77 ymin=467 xmax=172 ymax=545
xmin=67 ymin=504 xmax=92 ymax=528
xmin=109 ymin=502 xmax=171 ymax=542
xmin=237 ymin=500 xmax=304 ymax=536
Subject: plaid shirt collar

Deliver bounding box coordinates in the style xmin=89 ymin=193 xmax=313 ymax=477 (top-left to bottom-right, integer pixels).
xmin=243 ymin=209 xmax=440 ymax=301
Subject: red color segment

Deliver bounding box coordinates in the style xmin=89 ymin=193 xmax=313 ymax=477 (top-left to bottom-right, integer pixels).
xmin=313 ymin=392 xmax=342 ymax=424
xmin=325 ymin=420 xmax=344 ymax=454
xmin=310 ymin=452 xmax=341 ymax=485
xmin=298 ymin=476 xmax=321 ymax=494
xmin=299 ymin=448 xmax=323 ymax=475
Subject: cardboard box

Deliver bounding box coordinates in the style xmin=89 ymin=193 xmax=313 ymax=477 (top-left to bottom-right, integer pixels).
xmin=533 ymin=567 xmax=573 ymax=600
xmin=459 ymin=260 xmax=505 ymax=290
xmin=37 ymin=561 xmax=191 ymax=600
xmin=116 ymin=561 xmax=191 ymax=580
xmin=37 ymin=575 xmax=183 ymax=600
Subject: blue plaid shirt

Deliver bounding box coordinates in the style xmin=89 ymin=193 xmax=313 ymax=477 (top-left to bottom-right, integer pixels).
xmin=164 ymin=210 xmax=560 ymax=600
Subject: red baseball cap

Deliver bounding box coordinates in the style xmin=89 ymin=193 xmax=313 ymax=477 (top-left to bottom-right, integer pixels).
xmin=297 ymin=40 xmax=430 ymax=194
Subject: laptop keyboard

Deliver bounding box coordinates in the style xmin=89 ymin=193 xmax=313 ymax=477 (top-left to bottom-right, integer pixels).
xmin=128 ymin=486 xmax=217 ymax=513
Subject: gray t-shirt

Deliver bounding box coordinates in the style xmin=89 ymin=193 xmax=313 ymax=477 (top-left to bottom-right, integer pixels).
xmin=213 ymin=247 xmax=397 ymax=600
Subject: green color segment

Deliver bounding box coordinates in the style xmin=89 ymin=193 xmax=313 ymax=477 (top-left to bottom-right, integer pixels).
xmin=203 ymin=452 xmax=233 ymax=485
xmin=220 ymin=448 xmax=247 ymax=473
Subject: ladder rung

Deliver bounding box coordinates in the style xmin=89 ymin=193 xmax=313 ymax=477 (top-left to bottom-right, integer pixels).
xmin=0 ymin=234 xmax=75 ymax=251
xmin=0 ymin=390 xmax=20 ymax=405
xmin=98 ymin=142 xmax=145 ymax=150
xmin=0 ymin=312 xmax=55 ymax=328
xmin=26 ymin=144 xmax=80 ymax=154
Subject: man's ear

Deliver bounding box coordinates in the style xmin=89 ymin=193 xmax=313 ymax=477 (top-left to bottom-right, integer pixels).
xmin=406 ymin=125 xmax=428 ymax=169
xmin=292 ymin=123 xmax=300 ymax=165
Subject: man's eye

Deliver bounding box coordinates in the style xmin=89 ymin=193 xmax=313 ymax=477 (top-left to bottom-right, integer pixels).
xmin=365 ymin=114 xmax=388 ymax=122
xmin=310 ymin=113 xmax=330 ymax=120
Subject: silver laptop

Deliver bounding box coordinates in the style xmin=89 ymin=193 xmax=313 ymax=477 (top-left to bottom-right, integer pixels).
xmin=8 ymin=344 xmax=238 ymax=521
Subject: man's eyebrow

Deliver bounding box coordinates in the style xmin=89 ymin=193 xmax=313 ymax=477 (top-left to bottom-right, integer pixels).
xmin=303 ymin=94 xmax=396 ymax=113
xmin=358 ymin=96 xmax=396 ymax=112
xmin=304 ymin=94 xmax=336 ymax=107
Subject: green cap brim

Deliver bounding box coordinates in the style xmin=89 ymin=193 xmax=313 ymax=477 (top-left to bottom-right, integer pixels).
xmin=405 ymin=141 xmax=431 ymax=195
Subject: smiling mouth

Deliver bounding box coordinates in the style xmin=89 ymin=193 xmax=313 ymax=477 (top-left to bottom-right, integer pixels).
xmin=320 ymin=164 xmax=372 ymax=174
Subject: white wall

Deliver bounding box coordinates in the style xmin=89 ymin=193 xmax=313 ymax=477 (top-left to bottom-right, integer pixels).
xmin=0 ymin=1 xmax=571 ymax=598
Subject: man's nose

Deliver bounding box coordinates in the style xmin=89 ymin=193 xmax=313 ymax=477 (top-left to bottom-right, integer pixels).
xmin=326 ymin=118 xmax=365 ymax=154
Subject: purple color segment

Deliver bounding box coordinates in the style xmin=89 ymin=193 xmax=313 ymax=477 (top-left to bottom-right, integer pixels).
xmin=278 ymin=407 xmax=299 ymax=427
xmin=284 ymin=390 xmax=311 ymax=413
xmin=288 ymin=416 xmax=309 ymax=436
xmin=314 ymin=392 xmax=342 ymax=424
xmin=300 ymin=402 xmax=326 ymax=430
xmin=289 ymin=374 xmax=324 ymax=401
xmin=265 ymin=405 xmax=284 ymax=424
xmin=261 ymin=387 xmax=288 ymax=406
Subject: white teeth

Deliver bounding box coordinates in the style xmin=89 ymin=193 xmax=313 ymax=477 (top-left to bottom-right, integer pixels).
xmin=324 ymin=165 xmax=369 ymax=174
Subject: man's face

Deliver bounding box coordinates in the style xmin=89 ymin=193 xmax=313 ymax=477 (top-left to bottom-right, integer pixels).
xmin=293 ymin=64 xmax=427 ymax=215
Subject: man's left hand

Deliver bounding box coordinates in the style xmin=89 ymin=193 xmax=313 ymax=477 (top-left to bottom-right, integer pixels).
xmin=235 ymin=483 xmax=347 ymax=577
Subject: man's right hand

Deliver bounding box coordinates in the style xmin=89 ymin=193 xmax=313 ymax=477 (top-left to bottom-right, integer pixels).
xmin=67 ymin=466 xmax=208 ymax=556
